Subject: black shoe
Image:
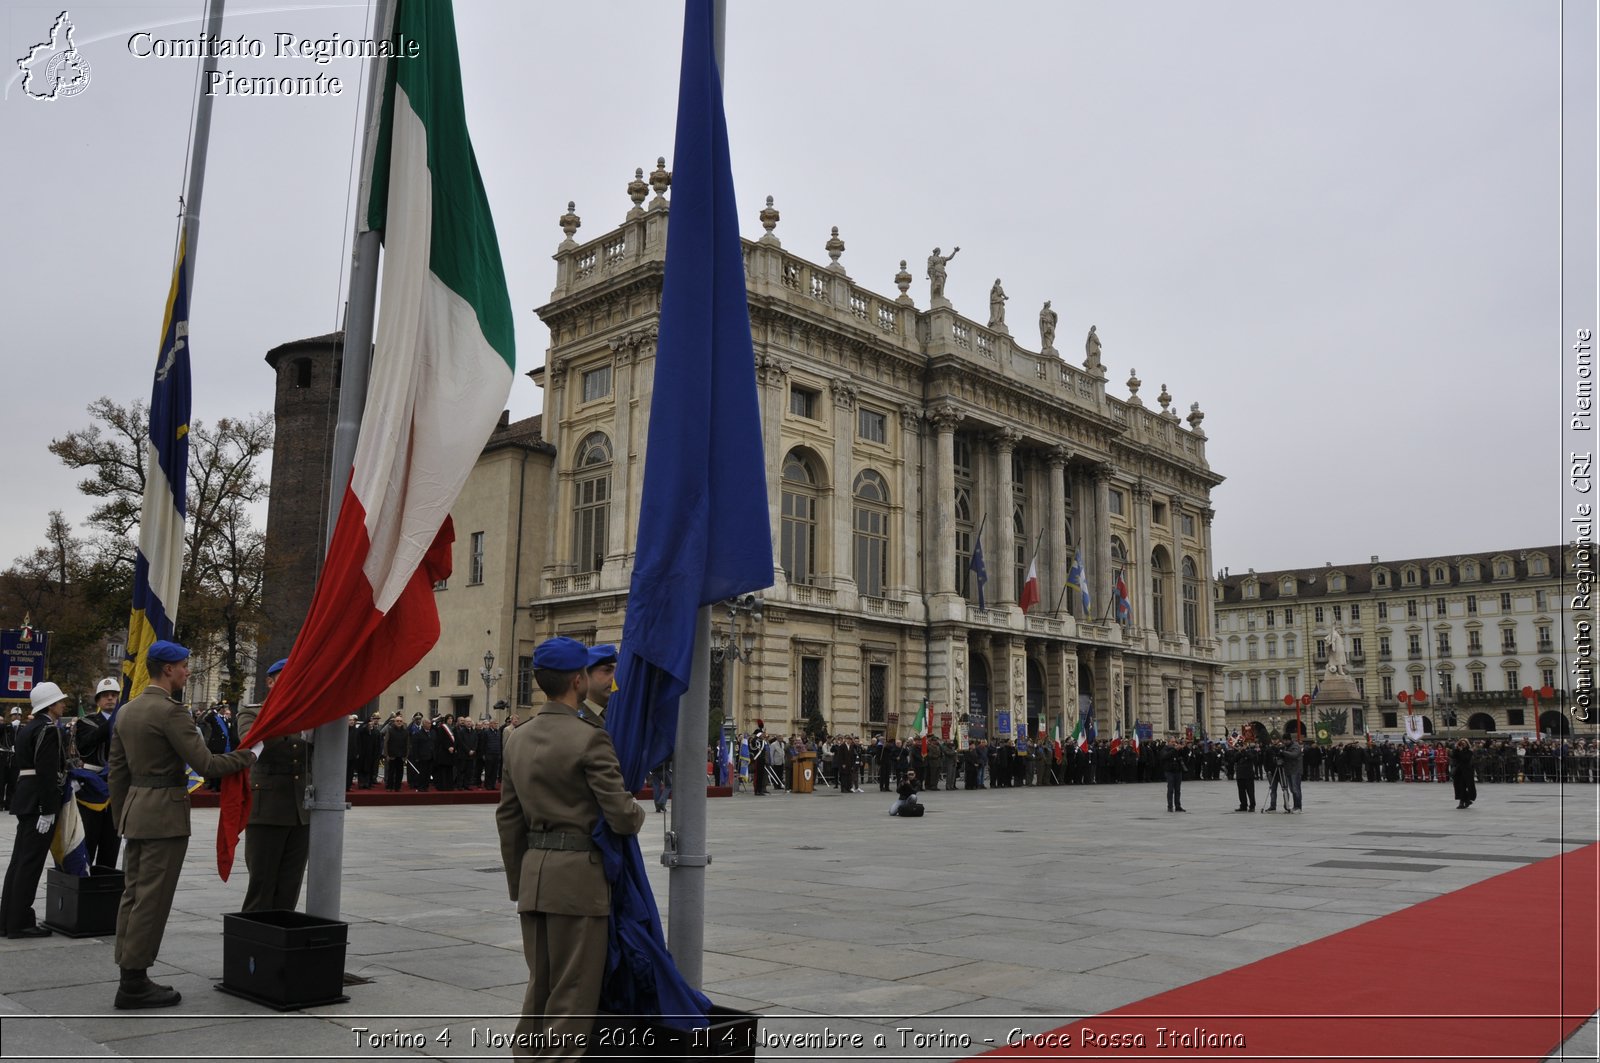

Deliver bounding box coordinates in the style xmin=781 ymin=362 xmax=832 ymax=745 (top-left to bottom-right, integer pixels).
xmin=1175 ymin=807 xmax=1187 ymax=812
xmin=1236 ymin=806 xmax=1248 ymax=812
xmin=8 ymin=925 xmax=52 ymax=939
xmin=114 ymin=969 xmax=181 ymax=1010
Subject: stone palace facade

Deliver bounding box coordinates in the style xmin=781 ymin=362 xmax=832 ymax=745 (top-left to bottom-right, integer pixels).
xmin=518 ymin=165 xmax=1225 ymax=743
xmin=1214 ymin=546 xmax=1590 ymax=740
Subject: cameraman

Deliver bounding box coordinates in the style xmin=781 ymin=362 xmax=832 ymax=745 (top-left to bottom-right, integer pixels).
xmin=890 ymin=769 xmax=922 ymax=816
xmin=1281 ymin=734 xmax=1304 ymax=812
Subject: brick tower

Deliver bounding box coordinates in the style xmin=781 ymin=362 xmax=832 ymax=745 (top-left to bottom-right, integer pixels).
xmin=255 ymin=332 xmax=342 ymax=701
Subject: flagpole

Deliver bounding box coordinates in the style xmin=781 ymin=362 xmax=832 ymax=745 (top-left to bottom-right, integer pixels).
xmin=303 ymin=0 xmax=395 ymax=923
xmin=179 ymin=0 xmax=224 ymax=287
xmin=665 ymin=0 xmax=727 ymax=993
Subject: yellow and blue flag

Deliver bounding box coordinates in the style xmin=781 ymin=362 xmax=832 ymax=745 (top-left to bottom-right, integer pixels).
xmin=121 ymin=228 xmax=192 ymax=701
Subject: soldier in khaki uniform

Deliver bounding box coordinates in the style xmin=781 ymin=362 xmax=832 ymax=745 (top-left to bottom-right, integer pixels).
xmin=237 ymin=658 xmax=311 ymax=912
xmin=108 ymin=640 xmax=260 ymax=1009
xmin=582 ymin=643 xmax=618 ymax=725
xmin=496 ymin=637 xmax=644 ymax=1060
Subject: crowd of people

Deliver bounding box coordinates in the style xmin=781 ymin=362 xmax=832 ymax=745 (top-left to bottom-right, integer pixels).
xmin=712 ymin=731 xmax=1600 ymax=799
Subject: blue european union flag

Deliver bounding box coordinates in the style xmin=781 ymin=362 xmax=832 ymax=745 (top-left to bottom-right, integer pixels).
xmin=597 ymin=0 xmax=773 ymax=1025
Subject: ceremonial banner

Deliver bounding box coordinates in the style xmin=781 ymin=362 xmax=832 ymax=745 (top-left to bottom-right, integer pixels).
xmin=0 ymin=627 xmax=48 ymax=704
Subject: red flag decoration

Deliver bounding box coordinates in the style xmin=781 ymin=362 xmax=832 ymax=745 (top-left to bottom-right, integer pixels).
xmin=215 ymin=0 xmax=514 ymax=878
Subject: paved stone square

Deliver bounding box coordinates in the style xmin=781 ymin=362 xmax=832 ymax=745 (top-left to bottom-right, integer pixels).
xmin=0 ymin=777 xmax=1595 ymax=1062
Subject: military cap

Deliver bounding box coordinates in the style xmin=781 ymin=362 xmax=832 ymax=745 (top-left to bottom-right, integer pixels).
xmin=146 ymin=640 xmax=190 ymax=664
xmin=587 ymin=643 xmax=619 ymax=668
xmin=266 ymin=658 xmax=288 ymax=677
xmin=95 ymin=677 xmax=121 ymax=696
xmin=533 ymin=636 xmax=589 ymax=671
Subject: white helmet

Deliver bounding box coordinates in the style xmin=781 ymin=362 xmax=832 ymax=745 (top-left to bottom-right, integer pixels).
xmin=29 ymin=681 xmax=68 ymax=713
xmin=96 ymin=677 xmax=122 ymax=697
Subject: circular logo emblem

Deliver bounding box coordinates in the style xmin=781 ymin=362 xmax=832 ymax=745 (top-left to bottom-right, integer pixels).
xmin=44 ymin=50 xmax=92 ymax=98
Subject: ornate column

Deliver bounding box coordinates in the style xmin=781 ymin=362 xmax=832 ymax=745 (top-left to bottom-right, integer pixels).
xmin=544 ymin=357 xmax=570 ymax=581
xmin=1201 ymin=507 xmax=1217 ymax=643
xmin=930 ymin=403 xmax=961 ymax=597
xmin=830 ymin=378 xmax=858 ymax=595
xmin=1132 ymin=480 xmax=1154 ymax=635
xmin=993 ymin=428 xmax=1019 ymax=605
xmin=1093 ymin=463 xmax=1115 ymax=620
xmin=605 ymin=331 xmax=649 ymax=573
xmin=758 ymin=353 xmax=790 ymax=584
xmin=1046 ymin=446 xmax=1069 ymax=616
xmin=899 ymin=405 xmax=922 ymax=597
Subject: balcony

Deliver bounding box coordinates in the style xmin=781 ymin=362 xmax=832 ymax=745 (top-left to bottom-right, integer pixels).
xmin=1436 ymin=649 xmax=1452 ymax=659
xmin=1408 ymin=651 xmax=1423 ymax=660
xmin=1537 ymin=641 xmax=1554 ymax=653
xmin=1468 ymin=647 xmax=1482 ymax=657
xmin=1379 ymin=651 xmax=1393 ymax=661
xmin=1501 ymin=646 xmax=1518 ymax=656
xmin=860 ymin=595 xmax=907 ymax=619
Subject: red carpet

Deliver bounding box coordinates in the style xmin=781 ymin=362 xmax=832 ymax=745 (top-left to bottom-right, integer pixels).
xmin=973 ymin=842 xmax=1599 ymax=1062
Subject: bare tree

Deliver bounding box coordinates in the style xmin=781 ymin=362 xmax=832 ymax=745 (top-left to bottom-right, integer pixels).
xmin=31 ymin=399 xmax=273 ymax=702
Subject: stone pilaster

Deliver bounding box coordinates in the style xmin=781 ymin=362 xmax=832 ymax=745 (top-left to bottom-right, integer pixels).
xmin=1093 ymin=463 xmax=1115 ymax=620
xmin=830 ymin=378 xmax=859 ymax=598
xmin=1133 ymin=481 xmax=1154 ymax=635
xmin=992 ymin=429 xmax=1019 ymax=605
xmin=758 ymin=354 xmax=790 ymax=586
xmin=1046 ymin=446 xmax=1069 ymax=616
xmin=899 ymin=405 xmax=922 ymax=597
xmin=930 ymin=404 xmax=961 ymax=597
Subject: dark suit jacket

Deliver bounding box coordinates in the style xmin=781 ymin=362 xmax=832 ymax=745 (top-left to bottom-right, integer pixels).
xmin=496 ymin=700 xmax=643 ymax=917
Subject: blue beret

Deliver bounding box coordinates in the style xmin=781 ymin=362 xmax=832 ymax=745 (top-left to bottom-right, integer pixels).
xmin=266 ymin=658 xmax=288 ymax=677
xmin=146 ymin=640 xmax=190 ymax=664
xmin=587 ymin=643 xmax=618 ymax=668
xmin=533 ymin=636 xmax=589 ymax=671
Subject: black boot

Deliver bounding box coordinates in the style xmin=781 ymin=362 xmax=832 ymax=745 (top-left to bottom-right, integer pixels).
xmin=115 ymin=967 xmax=182 ymax=1009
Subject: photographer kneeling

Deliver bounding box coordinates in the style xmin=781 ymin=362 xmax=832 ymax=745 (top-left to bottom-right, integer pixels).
xmin=889 ymin=769 xmax=924 ymax=817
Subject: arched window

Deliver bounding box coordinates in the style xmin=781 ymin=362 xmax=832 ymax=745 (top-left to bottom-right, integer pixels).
xmin=852 ymin=470 xmax=890 ymax=597
xmin=1181 ymin=556 xmax=1200 ymax=638
xmin=1151 ymin=547 xmax=1171 ymax=634
xmin=572 ymin=433 xmax=612 ymax=574
xmin=781 ymin=451 xmax=820 ymax=586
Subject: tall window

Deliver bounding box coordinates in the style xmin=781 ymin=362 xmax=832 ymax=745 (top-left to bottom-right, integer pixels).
xmin=1150 ymin=549 xmax=1169 ymax=634
xmin=954 ymin=435 xmax=975 ymax=601
xmin=1182 ymin=557 xmax=1200 ymax=638
xmin=1471 ymin=670 xmax=1485 ymax=692
xmin=799 ymin=656 xmax=824 ymax=719
xmin=1382 ymin=675 xmax=1394 ymax=700
xmin=516 ymin=655 xmax=534 ymax=706
xmin=1501 ymin=628 xmax=1517 ymax=653
xmin=469 ymin=531 xmax=485 ymax=585
xmin=852 ymin=470 xmax=890 ymax=597
xmin=789 ymin=385 xmax=818 ymax=419
xmin=572 ymin=432 xmax=611 ymax=574
xmin=781 ymin=452 xmax=820 ymax=585
xmin=1013 ymin=507 xmax=1028 ymax=596
xmin=868 ymin=663 xmax=888 ymax=724
xmin=1505 ymin=668 xmax=1519 ymax=692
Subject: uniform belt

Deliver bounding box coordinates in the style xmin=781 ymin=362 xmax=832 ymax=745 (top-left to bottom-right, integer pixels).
xmin=132 ymin=774 xmax=186 ymax=788
xmin=527 ymin=830 xmax=596 ymax=852
xmin=16 ymin=768 xmax=36 ymax=776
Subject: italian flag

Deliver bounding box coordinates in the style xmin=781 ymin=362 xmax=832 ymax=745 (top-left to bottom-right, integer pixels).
xmin=1018 ymin=553 xmax=1041 ymax=614
xmin=216 ymin=0 xmax=513 ymax=878
xmin=911 ymin=698 xmax=929 ymax=754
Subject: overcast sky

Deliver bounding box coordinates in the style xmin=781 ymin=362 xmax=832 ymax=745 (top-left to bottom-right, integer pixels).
xmin=2 ymin=0 xmax=1574 ymax=580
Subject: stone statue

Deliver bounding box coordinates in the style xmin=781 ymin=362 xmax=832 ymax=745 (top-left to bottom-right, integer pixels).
xmin=1085 ymin=324 xmax=1103 ymax=369
xmin=927 ymin=246 xmax=959 ymax=301
xmin=1326 ymin=623 xmax=1349 ymax=675
xmin=1039 ymin=300 xmax=1057 ymax=350
xmin=988 ymin=279 xmax=1008 ymax=329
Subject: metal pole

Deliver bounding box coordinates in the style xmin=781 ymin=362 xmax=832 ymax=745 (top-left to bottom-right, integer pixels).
xmin=179 ymin=0 xmax=224 ymax=285
xmin=668 ymin=607 xmax=712 ymax=989
xmin=304 ymin=0 xmax=394 ymax=923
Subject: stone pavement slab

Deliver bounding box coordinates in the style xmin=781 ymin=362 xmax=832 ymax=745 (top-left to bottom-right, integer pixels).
xmin=0 ymin=776 xmax=1592 ymax=1062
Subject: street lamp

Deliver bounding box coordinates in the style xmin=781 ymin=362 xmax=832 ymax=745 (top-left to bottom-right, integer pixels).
xmin=480 ymin=648 xmax=503 ymax=720
xmin=710 ymin=594 xmax=762 ymax=739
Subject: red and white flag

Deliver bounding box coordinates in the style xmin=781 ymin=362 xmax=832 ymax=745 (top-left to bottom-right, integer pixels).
xmin=1018 ymin=552 xmax=1041 ymax=615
